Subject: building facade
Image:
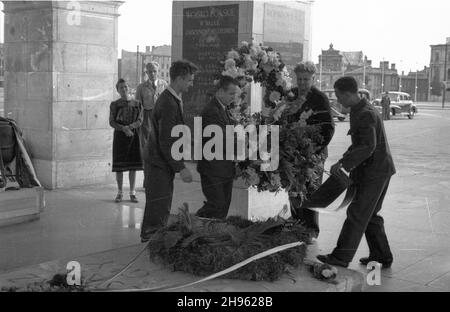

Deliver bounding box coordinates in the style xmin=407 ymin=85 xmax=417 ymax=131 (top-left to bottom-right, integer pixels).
xmin=118 ymin=45 xmax=171 ymax=90
xmin=142 ymin=45 xmax=171 ymax=82
xmin=399 ymin=67 xmax=430 ymax=102
xmin=429 ymin=38 xmax=450 ymax=101
xmin=318 ymin=44 xmax=400 ymax=99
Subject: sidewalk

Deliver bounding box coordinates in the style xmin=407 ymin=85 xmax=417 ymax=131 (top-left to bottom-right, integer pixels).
xmin=0 ymin=175 xmax=365 ymax=292
xmin=416 ymin=102 xmax=450 ymax=110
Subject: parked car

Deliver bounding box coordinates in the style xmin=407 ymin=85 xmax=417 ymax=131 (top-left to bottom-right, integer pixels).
xmin=388 ymin=92 xmax=417 ymax=118
xmin=372 ymin=92 xmax=417 ymax=119
xmin=322 ymin=88 xmax=372 ymax=121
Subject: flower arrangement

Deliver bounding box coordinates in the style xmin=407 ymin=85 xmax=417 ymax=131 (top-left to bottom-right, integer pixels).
xmin=218 ymin=41 xmax=294 ymax=111
xmin=218 ymin=41 xmax=325 ymax=202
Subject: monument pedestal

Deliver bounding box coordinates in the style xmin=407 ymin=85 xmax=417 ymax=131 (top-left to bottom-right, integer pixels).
xmin=171 ymin=162 xmax=290 ymax=220
xmin=171 ymin=1 xmax=312 ymax=219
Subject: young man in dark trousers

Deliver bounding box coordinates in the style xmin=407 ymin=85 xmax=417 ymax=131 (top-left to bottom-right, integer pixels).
xmin=317 ymin=76 xmax=396 ymax=268
xmin=140 ymin=60 xmax=198 ymax=243
xmin=196 ymin=76 xmax=240 ymax=220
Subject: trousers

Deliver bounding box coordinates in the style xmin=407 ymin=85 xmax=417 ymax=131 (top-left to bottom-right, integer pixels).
xmin=140 ymin=164 xmax=174 ymax=237
xmin=196 ymin=173 xmax=234 ymax=220
xmin=332 ymin=177 xmax=393 ymax=263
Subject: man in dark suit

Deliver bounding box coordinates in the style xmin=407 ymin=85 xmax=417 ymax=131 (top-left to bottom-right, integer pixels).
xmin=196 ymin=76 xmax=240 ymax=219
xmin=288 ymin=61 xmax=335 ymax=238
xmin=317 ymin=76 xmax=396 ymax=268
xmin=140 ymin=60 xmax=198 ymax=242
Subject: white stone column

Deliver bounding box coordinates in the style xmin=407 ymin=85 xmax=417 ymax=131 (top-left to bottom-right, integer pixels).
xmin=3 ymin=1 xmax=122 ymax=189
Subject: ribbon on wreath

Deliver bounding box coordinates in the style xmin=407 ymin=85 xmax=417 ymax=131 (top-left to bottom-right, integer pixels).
xmin=297 ymin=169 xmax=356 ymax=213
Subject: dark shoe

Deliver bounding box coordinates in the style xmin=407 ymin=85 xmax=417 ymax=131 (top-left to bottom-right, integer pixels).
xmin=115 ymin=193 xmax=123 ymax=203
xmin=130 ymin=194 xmax=138 ymax=203
xmin=359 ymin=257 xmax=393 ymax=268
xmin=317 ymin=254 xmax=349 ymax=268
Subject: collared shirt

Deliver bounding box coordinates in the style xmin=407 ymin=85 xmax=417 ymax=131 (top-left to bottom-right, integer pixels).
xmin=167 ymin=85 xmax=183 ymax=112
xmin=135 ymin=79 xmax=168 ymax=110
xmin=215 ymin=96 xmax=227 ymax=111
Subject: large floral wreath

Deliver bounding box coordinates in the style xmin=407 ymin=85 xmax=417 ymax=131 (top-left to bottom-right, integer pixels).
xmin=141 ymin=44 xmax=334 ymax=285
xmin=218 ymin=41 xmax=325 ymax=203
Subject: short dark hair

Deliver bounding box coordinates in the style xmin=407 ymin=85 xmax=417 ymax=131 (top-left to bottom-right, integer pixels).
xmin=116 ymin=78 xmax=127 ymax=91
xmin=217 ymin=75 xmax=239 ymax=91
xmin=170 ymin=60 xmax=198 ymax=81
xmin=334 ymin=76 xmax=358 ymax=93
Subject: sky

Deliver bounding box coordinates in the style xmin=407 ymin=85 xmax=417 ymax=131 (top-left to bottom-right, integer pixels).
xmin=118 ymin=0 xmax=450 ymax=74
xmin=1 ymin=0 xmax=449 ymax=74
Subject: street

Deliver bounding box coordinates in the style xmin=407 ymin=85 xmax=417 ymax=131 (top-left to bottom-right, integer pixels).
xmin=316 ymin=106 xmax=450 ymax=291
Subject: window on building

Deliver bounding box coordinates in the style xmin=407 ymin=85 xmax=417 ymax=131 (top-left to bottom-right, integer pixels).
xmin=435 ymin=52 xmax=440 ymax=62
xmin=447 ymin=68 xmax=450 ymax=81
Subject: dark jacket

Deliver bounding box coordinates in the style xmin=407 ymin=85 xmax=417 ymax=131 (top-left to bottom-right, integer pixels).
xmin=340 ymin=98 xmax=396 ymax=181
xmin=288 ymin=86 xmax=335 ymax=156
xmin=197 ymin=97 xmax=235 ymax=178
xmin=145 ymin=89 xmax=186 ymax=173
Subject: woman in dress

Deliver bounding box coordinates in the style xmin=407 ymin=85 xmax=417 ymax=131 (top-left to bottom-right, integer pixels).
xmin=109 ymin=78 xmax=144 ymax=203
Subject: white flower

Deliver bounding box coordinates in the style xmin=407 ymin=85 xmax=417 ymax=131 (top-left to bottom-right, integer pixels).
xmin=244 ymin=55 xmax=258 ymax=71
xmin=259 ymin=51 xmax=269 ymax=64
xmin=267 ymin=52 xmax=279 ymax=65
xmin=272 ymin=103 xmax=287 ymax=121
xmin=250 ymin=45 xmax=261 ymax=58
xmin=237 ymin=67 xmax=246 ymax=77
xmin=282 ymin=77 xmax=293 ymax=91
xmin=241 ymin=41 xmax=249 ymax=47
xmin=222 ymin=67 xmax=239 ymax=78
xmin=227 ymin=50 xmax=240 ymax=60
xmin=269 ymin=91 xmax=281 ymax=103
xmin=224 ymin=58 xmax=236 ymax=70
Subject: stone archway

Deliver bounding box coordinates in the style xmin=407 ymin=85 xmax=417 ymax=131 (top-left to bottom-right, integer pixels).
xmin=2 ymin=1 xmax=122 ymax=189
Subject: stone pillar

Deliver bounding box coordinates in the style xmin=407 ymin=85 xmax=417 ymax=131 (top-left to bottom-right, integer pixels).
xmin=3 ymin=1 xmax=122 ymax=189
xmin=172 ymin=0 xmax=312 ymax=124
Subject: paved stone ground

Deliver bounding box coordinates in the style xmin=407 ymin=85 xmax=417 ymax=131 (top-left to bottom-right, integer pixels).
xmin=0 ymin=243 xmax=364 ymax=292
xmin=1 ymin=105 xmax=450 ymax=291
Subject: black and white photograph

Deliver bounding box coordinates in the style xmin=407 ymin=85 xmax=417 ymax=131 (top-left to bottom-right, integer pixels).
xmin=0 ymin=0 xmax=449 ymax=297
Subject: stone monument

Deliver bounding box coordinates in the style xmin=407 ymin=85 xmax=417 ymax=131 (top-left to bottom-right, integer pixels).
xmin=171 ymin=0 xmax=313 ymax=219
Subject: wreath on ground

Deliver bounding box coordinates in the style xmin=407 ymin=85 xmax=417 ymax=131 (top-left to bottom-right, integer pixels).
xmin=147 ymin=204 xmax=337 ymax=283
